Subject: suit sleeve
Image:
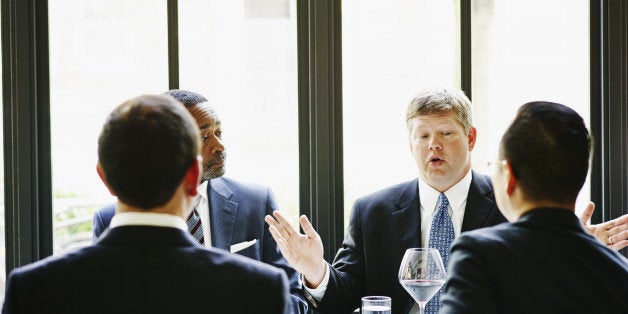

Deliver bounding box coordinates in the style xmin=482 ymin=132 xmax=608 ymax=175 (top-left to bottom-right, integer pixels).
xmin=314 ymin=199 xmax=366 ymax=313
xmin=440 ymin=235 xmax=500 ymax=314
xmin=261 ymin=188 xmax=309 ymax=314
xmin=3 ymin=271 xmax=20 ymax=314
xmin=271 ymin=268 xmax=291 ymax=314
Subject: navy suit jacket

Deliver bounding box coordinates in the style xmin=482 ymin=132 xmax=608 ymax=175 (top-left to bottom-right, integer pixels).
xmin=3 ymin=225 xmax=290 ymax=314
xmin=441 ymin=208 xmax=628 ymax=314
xmin=92 ymin=177 xmax=306 ymax=313
xmin=313 ymin=171 xmax=506 ymax=314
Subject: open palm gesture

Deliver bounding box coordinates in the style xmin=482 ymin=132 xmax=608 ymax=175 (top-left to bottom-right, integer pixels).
xmin=265 ymin=211 xmax=327 ymax=287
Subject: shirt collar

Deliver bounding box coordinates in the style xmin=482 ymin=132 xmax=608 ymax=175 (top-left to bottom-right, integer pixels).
xmin=418 ymin=169 xmax=473 ymax=215
xmin=198 ymin=180 xmax=209 ymax=201
xmin=110 ymin=211 xmax=188 ymax=231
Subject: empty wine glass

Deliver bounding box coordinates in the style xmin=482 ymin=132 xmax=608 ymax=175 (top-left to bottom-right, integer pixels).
xmin=398 ymin=248 xmax=446 ymax=314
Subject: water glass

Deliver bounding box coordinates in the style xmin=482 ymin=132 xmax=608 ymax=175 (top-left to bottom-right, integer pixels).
xmin=361 ymin=296 xmax=391 ymax=314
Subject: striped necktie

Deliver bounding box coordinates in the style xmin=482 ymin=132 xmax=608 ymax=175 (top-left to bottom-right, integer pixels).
xmin=425 ymin=193 xmax=455 ymax=314
xmin=186 ymin=201 xmax=204 ymax=245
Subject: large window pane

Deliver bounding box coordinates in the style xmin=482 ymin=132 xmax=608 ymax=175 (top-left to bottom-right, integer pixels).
xmin=471 ymin=0 xmax=590 ymax=213
xmin=343 ymin=0 xmax=460 ymax=230
xmin=49 ymin=0 xmax=168 ymax=254
xmin=179 ymin=0 xmax=299 ymax=223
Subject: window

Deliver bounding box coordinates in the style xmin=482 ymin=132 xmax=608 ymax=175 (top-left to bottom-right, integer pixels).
xmin=342 ymin=0 xmax=460 ymax=230
xmin=179 ymin=0 xmax=300 ymax=225
xmin=471 ymin=0 xmax=590 ymax=213
xmin=49 ymin=0 xmax=168 ymax=253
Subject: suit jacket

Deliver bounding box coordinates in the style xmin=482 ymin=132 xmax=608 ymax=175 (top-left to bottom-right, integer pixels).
xmin=313 ymin=171 xmax=506 ymax=314
xmin=2 ymin=225 xmax=290 ymax=314
xmin=441 ymin=208 xmax=628 ymax=314
xmin=92 ymin=177 xmax=307 ymax=313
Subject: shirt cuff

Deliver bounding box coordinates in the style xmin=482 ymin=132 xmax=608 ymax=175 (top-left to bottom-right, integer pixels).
xmin=302 ymin=261 xmax=330 ymax=302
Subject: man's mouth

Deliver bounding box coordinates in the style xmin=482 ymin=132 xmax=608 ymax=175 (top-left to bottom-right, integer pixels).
xmin=429 ymin=156 xmax=444 ymax=166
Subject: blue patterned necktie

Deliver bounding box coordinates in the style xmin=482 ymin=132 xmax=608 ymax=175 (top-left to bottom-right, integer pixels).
xmin=425 ymin=193 xmax=454 ymax=314
xmin=186 ymin=199 xmax=205 ymax=245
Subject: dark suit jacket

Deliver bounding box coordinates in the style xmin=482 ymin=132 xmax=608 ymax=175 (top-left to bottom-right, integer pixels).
xmin=441 ymin=208 xmax=628 ymax=314
xmin=92 ymin=177 xmax=307 ymax=313
xmin=2 ymin=225 xmax=290 ymax=314
xmin=313 ymin=171 xmax=506 ymax=313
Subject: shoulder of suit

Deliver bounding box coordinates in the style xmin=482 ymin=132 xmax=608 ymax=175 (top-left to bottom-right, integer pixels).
xmin=95 ymin=203 xmax=116 ymax=217
xmin=354 ymin=178 xmax=417 ymax=203
xmin=216 ymin=176 xmax=272 ymax=193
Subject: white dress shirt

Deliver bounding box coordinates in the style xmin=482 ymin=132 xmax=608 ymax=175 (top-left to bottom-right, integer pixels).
xmin=196 ymin=180 xmax=212 ymax=248
xmin=305 ymin=169 xmax=473 ymax=303
xmin=110 ymin=211 xmax=188 ymax=231
xmin=418 ymin=169 xmax=471 ymax=248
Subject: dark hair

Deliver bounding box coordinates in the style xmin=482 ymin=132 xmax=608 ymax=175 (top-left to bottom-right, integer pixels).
xmin=163 ymin=89 xmax=208 ymax=108
xmin=500 ymin=101 xmax=591 ymax=204
xmin=98 ymin=94 xmax=200 ymax=209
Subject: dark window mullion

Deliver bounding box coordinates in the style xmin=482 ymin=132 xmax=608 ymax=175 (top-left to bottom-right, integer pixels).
xmin=168 ymin=0 xmax=179 ymax=89
xmin=2 ymin=0 xmax=52 ymax=273
xmin=297 ymin=0 xmax=344 ymax=261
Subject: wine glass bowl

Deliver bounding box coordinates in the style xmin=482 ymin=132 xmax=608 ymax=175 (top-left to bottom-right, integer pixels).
xmin=398 ymin=248 xmax=446 ymax=314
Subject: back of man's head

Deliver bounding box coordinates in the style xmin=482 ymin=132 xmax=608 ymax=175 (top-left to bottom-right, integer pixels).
xmin=97 ymin=94 xmax=200 ymax=209
xmin=500 ymin=101 xmax=591 ymax=205
xmin=163 ymin=89 xmax=208 ymax=108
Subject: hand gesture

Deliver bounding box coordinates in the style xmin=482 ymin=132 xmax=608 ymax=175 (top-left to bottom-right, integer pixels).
xmin=579 ymin=202 xmax=628 ymax=250
xmin=265 ymin=211 xmax=327 ymax=287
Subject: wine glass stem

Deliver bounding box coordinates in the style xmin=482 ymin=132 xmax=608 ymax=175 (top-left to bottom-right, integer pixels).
xmin=419 ymin=303 xmax=425 ymax=314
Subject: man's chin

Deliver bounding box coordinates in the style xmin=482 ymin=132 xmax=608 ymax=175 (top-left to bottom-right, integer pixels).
xmin=202 ymin=168 xmax=225 ymax=181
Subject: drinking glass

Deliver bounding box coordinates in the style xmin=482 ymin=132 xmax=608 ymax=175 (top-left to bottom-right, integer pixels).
xmin=361 ymin=296 xmax=391 ymax=314
xmin=398 ymin=248 xmax=446 ymax=314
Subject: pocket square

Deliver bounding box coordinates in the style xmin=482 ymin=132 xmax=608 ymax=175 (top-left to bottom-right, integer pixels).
xmin=230 ymin=239 xmax=258 ymax=253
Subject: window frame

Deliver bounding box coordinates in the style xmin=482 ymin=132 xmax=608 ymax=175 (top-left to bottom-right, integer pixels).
xmin=2 ymin=0 xmax=626 ymax=275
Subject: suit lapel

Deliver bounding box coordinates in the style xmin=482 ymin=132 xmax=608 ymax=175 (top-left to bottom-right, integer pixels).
xmin=208 ymin=177 xmax=239 ymax=250
xmin=461 ymin=171 xmax=497 ymax=232
xmin=391 ymin=179 xmax=422 ymax=252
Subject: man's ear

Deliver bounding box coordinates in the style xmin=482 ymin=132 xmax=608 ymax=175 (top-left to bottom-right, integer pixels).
xmin=184 ymin=156 xmax=202 ymax=197
xmin=96 ymin=163 xmax=116 ymax=196
xmin=504 ymin=161 xmax=517 ymax=196
xmin=467 ymin=127 xmax=477 ymax=151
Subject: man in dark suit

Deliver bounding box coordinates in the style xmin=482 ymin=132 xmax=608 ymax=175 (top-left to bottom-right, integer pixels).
xmin=441 ymin=101 xmax=628 ymax=313
xmin=92 ymin=90 xmax=307 ymax=313
xmin=3 ymin=94 xmax=290 ymax=314
xmin=266 ymin=88 xmax=507 ymax=313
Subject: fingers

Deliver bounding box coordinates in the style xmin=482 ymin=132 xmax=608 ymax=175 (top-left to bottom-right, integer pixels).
xmin=299 ymin=215 xmax=319 ymax=238
xmin=611 ymin=239 xmax=628 ymax=251
xmin=271 ymin=210 xmax=300 ymax=237
xmin=579 ymin=201 xmax=595 ymax=225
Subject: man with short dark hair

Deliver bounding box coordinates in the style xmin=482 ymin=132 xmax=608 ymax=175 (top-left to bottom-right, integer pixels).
xmin=440 ymin=101 xmax=628 ymax=313
xmin=3 ymin=95 xmax=290 ymax=314
xmin=92 ymin=90 xmax=306 ymax=313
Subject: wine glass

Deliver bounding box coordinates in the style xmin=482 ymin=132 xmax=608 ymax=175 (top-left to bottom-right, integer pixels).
xmin=398 ymin=248 xmax=446 ymax=314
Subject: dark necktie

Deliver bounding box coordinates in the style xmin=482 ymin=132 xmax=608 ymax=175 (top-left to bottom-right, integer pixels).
xmin=425 ymin=193 xmax=454 ymax=314
xmin=186 ymin=199 xmax=205 ymax=245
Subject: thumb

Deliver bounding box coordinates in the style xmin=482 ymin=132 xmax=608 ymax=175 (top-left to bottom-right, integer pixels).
xmin=579 ymin=201 xmax=595 ymax=225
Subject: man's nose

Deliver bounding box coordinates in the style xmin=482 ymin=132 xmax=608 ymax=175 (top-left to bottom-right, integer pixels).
xmin=209 ymin=137 xmax=224 ymax=154
xmin=429 ymin=136 xmax=442 ymax=150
